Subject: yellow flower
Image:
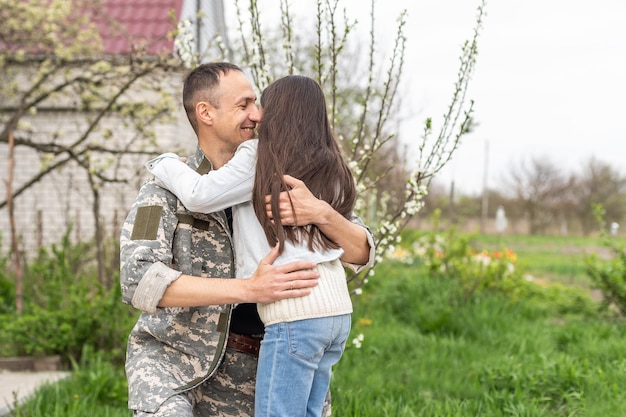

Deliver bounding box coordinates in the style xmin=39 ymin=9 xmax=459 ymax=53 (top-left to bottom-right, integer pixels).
xmin=357 ymin=318 xmax=372 ymax=326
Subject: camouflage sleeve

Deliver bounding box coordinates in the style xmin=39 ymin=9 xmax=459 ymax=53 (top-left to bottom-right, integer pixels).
xmin=120 ymin=181 xmax=181 ymax=312
xmin=131 ymin=263 xmax=182 ymax=313
xmin=341 ymin=215 xmax=376 ymax=273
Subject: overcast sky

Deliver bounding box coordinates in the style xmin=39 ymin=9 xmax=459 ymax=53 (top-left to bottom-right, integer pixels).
xmin=225 ymin=0 xmax=626 ymax=195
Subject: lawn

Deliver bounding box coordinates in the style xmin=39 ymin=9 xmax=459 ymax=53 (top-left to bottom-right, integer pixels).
xmin=472 ymin=234 xmax=626 ymax=287
xmin=330 ymin=259 xmax=626 ymax=416
xmin=9 ymin=233 xmax=626 ymax=417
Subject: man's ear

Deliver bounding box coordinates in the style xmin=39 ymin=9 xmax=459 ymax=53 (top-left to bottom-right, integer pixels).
xmin=196 ymin=102 xmax=213 ymax=126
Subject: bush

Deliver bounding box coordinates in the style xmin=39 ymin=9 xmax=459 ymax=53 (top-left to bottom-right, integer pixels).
xmin=586 ymin=242 xmax=626 ymax=316
xmin=0 ymin=252 xmax=15 ymax=315
xmin=0 ymin=230 xmax=137 ymax=364
xmin=0 ymin=286 xmax=136 ymax=364
xmin=390 ymin=217 xmax=598 ymax=317
xmin=585 ymin=205 xmax=626 ymax=317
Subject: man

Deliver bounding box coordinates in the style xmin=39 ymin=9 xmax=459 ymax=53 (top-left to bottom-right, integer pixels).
xmin=120 ymin=62 xmax=374 ymax=416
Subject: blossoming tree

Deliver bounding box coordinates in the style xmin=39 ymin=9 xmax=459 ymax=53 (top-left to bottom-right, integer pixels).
xmin=208 ymin=0 xmax=486 ymax=293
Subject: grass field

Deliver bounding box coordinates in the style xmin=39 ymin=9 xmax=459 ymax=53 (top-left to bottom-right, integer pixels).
xmin=472 ymin=234 xmax=626 ymax=288
xmin=10 ymin=233 xmax=626 ymax=417
xmin=330 ymin=258 xmax=626 ymax=416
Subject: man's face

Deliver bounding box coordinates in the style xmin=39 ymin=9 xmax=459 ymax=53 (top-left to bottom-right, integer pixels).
xmin=211 ymin=71 xmax=260 ymax=149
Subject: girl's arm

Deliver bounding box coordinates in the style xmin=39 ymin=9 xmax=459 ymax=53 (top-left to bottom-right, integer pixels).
xmin=146 ymin=140 xmax=257 ymax=213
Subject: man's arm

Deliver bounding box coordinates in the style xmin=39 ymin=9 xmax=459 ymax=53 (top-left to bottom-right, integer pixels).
xmin=157 ymin=245 xmax=319 ymax=307
xmin=267 ymin=175 xmax=374 ymax=267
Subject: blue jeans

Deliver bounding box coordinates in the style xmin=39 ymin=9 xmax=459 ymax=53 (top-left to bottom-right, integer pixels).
xmin=254 ymin=314 xmax=351 ymax=417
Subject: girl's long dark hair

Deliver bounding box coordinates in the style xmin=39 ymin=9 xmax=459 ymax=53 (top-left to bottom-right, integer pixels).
xmin=252 ymin=75 xmax=356 ymax=253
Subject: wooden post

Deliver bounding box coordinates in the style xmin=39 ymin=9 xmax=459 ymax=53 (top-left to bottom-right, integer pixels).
xmin=6 ymin=130 xmax=23 ymax=314
xmin=36 ymin=210 xmax=43 ymax=250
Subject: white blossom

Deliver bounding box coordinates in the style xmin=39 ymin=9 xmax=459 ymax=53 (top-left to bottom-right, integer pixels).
xmin=352 ymin=333 xmax=365 ymax=348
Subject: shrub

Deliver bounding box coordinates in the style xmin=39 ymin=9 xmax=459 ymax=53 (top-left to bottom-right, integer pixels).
xmin=0 ymin=249 xmax=15 ymax=314
xmin=390 ymin=215 xmax=597 ymax=316
xmin=586 ymin=242 xmax=626 ymax=316
xmin=585 ymin=205 xmax=626 ymax=317
xmin=0 ymin=230 xmax=137 ymax=364
xmin=401 ymin=223 xmax=527 ymax=302
xmin=0 ymin=285 xmax=136 ymax=364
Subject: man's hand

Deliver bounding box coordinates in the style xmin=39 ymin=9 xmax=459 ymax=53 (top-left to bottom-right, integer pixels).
xmin=265 ymin=175 xmax=331 ymax=227
xmin=265 ymin=174 xmax=371 ymax=266
xmin=245 ymin=244 xmax=320 ymax=303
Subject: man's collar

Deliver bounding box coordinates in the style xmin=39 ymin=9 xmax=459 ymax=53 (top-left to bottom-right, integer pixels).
xmin=188 ymin=146 xmax=213 ymax=174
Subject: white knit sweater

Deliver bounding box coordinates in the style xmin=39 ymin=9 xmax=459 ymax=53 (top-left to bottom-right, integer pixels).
xmin=257 ymin=259 xmax=353 ymax=325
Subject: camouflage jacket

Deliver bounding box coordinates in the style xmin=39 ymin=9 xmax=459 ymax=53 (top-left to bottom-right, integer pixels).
xmin=120 ymin=147 xmax=234 ymax=413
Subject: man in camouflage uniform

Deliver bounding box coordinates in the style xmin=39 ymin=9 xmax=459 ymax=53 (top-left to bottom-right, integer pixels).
xmin=120 ymin=62 xmax=374 ymax=416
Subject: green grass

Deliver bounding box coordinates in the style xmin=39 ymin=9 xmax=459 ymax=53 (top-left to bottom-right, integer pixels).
xmin=471 ymin=234 xmax=626 ymax=287
xmin=330 ymin=260 xmax=626 ymax=416
xmin=11 ymin=234 xmax=626 ymax=417
xmin=9 ymin=347 xmax=131 ymax=417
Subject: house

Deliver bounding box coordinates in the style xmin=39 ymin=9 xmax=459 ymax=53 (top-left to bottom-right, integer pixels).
xmin=96 ymin=0 xmax=228 ymax=57
xmin=0 ymin=0 xmax=228 ymax=258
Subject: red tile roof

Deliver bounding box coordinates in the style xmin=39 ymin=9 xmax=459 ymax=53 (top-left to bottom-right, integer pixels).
xmin=95 ymin=0 xmax=184 ymax=55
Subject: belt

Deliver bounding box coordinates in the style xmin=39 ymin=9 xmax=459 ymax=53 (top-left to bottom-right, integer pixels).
xmin=226 ymin=332 xmax=261 ymax=357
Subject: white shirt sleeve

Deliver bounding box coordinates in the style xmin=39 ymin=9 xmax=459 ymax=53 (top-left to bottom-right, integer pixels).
xmin=145 ymin=140 xmax=258 ymax=213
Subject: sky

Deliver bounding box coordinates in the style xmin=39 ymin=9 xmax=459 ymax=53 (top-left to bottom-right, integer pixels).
xmin=224 ymin=0 xmax=626 ymax=195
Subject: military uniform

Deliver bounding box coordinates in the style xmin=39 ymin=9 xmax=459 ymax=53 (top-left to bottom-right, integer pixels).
xmin=120 ymin=146 xmax=336 ymax=416
xmin=121 ymin=146 xmax=240 ymax=413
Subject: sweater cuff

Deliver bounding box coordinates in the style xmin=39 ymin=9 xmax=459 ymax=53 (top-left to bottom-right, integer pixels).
xmin=342 ymin=228 xmax=376 ymax=273
xmin=131 ymin=262 xmax=183 ymax=313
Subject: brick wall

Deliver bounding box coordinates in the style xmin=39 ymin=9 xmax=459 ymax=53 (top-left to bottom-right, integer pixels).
xmin=1 ymin=94 xmax=197 ymax=257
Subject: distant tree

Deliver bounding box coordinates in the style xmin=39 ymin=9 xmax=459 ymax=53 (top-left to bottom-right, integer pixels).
xmin=505 ymin=156 xmax=567 ymax=234
xmin=571 ymin=158 xmax=626 ymax=235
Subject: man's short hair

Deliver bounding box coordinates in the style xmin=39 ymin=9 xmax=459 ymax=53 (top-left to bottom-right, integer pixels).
xmin=183 ymin=62 xmax=243 ymax=132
